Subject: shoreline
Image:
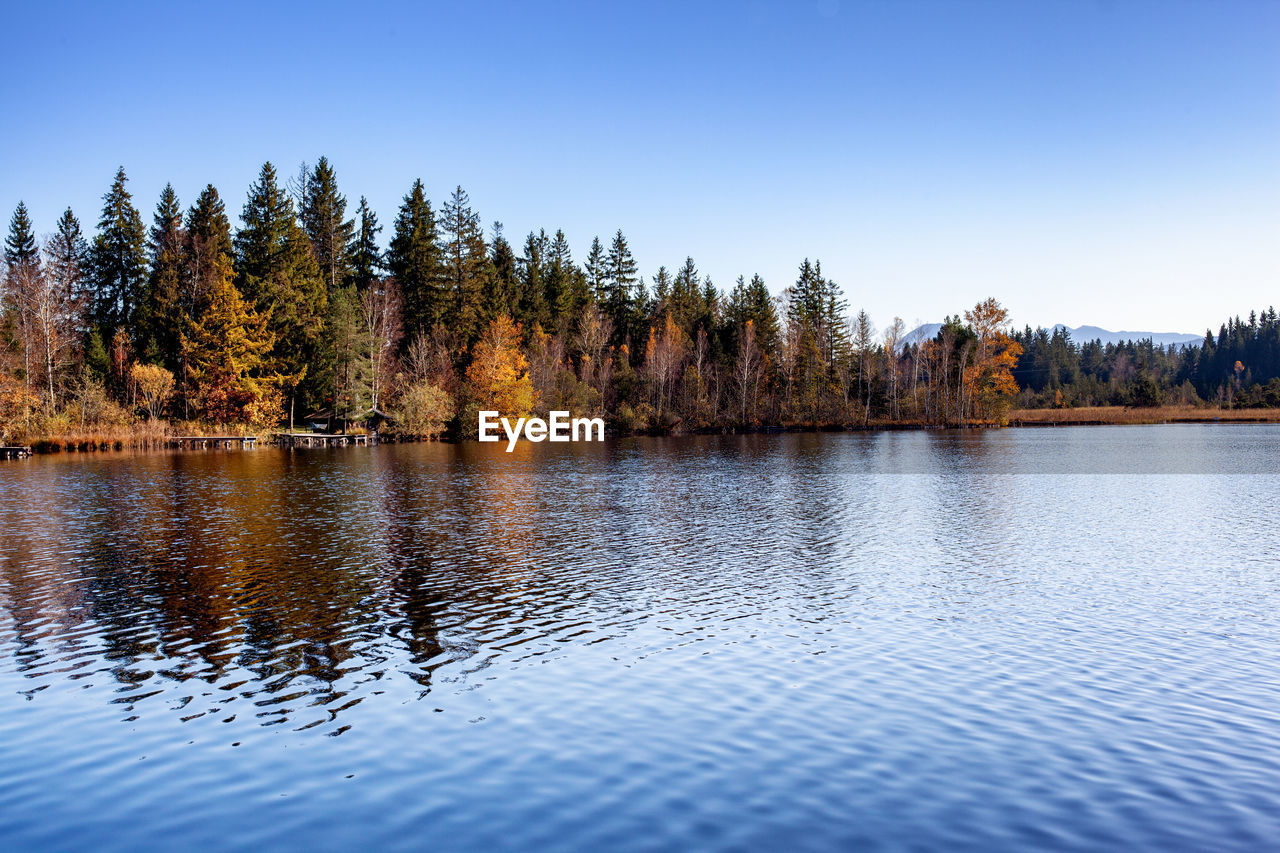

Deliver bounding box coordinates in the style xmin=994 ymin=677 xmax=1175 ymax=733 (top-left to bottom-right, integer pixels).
xmin=4 ymin=406 xmax=1279 ymax=459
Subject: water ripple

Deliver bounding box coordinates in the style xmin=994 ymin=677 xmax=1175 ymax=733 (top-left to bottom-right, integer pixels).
xmin=0 ymin=427 xmax=1279 ymax=851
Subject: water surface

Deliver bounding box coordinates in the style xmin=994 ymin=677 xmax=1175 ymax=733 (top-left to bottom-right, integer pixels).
xmin=1 ymin=426 xmax=1278 ymax=851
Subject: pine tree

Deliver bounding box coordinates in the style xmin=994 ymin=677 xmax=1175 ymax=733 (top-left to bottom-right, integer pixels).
xmin=584 ymin=235 xmax=607 ymax=302
xmin=234 ymin=162 xmax=326 ymax=414
xmin=605 ymin=229 xmax=639 ymax=346
xmin=388 ymin=179 xmax=444 ymax=338
xmin=4 ymin=201 xmax=43 ymax=397
xmin=4 ymin=201 xmax=39 ymax=275
xmin=186 ymin=184 xmax=233 ymax=283
xmin=88 ymin=167 xmax=149 ymax=340
xmin=519 ymin=230 xmax=549 ymax=330
xmin=348 ymin=196 xmax=383 ymax=291
xmin=487 ymin=222 xmax=519 ymax=321
xmin=299 ymin=156 xmax=355 ymax=295
xmin=544 ymin=229 xmax=578 ymax=324
xmin=140 ymin=184 xmax=185 ymax=368
xmin=46 ymin=209 xmax=90 ymax=339
xmin=440 ymin=185 xmax=489 ymax=342
xmin=671 ymin=256 xmax=701 ymax=333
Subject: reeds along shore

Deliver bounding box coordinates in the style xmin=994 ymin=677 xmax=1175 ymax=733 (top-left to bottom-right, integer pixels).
xmin=1007 ymin=405 xmax=1280 ymax=425
xmin=6 ymin=404 xmax=1279 ymax=458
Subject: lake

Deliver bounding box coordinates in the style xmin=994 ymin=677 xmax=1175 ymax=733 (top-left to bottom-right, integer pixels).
xmin=1 ymin=425 xmax=1279 ymax=851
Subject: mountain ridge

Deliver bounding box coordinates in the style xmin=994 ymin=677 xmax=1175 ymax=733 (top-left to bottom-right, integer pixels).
xmin=902 ymin=323 xmax=1202 ymax=348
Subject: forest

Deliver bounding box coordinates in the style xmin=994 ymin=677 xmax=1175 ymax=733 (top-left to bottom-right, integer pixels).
xmin=1 ymin=160 xmax=1277 ymax=446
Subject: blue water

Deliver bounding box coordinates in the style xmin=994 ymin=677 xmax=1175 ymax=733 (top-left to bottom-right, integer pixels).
xmin=1 ymin=426 xmax=1278 ymax=851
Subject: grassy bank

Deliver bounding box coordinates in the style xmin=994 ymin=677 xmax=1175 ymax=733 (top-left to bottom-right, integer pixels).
xmin=1008 ymin=406 xmax=1280 ymax=426
xmin=14 ymin=420 xmax=269 ymax=453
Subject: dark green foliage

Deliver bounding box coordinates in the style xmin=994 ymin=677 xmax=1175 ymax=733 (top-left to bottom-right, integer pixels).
xmin=348 ymin=196 xmax=383 ymax=291
xmin=5 ymin=201 xmax=40 ymax=274
xmin=299 ymin=156 xmax=355 ymax=294
xmin=584 ymin=236 xmax=607 ymax=302
xmin=604 ymin=229 xmax=640 ymax=348
xmin=139 ymin=184 xmax=184 ymax=368
xmin=234 ymin=162 xmax=326 ymax=407
xmin=439 ymin=185 xmax=489 ymax=342
xmin=388 ymin=179 xmax=444 ymax=338
xmin=487 ymin=223 xmax=519 ymax=321
xmin=88 ymin=168 xmax=149 ymax=337
xmin=518 ymin=230 xmax=549 ymax=330
xmin=47 ymin=208 xmax=90 ymax=336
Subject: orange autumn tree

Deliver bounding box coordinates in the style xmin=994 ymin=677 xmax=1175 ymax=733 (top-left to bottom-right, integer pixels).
xmin=466 ymin=314 xmax=536 ymax=419
xmin=963 ymin=297 xmax=1023 ymax=422
xmin=182 ymin=255 xmax=283 ymax=427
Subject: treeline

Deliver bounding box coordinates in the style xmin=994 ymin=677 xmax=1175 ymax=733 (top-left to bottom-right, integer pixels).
xmin=1012 ymin=312 xmax=1280 ymax=410
xmin=12 ymin=157 xmax=1252 ymax=445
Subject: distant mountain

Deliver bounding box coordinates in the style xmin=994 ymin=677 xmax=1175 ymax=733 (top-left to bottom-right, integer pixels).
xmin=901 ymin=323 xmax=1201 ymax=349
xmin=1051 ymin=325 xmax=1202 ymax=348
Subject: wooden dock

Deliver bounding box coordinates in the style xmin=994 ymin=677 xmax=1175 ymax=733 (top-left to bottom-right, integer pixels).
xmin=1 ymin=446 xmax=32 ymax=460
xmin=169 ymin=436 xmax=259 ymax=450
xmin=275 ymin=433 xmax=370 ymax=449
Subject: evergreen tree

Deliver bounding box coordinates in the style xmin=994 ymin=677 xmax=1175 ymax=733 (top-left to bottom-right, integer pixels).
xmin=88 ymin=167 xmax=149 ymax=339
xmin=299 ymin=156 xmax=355 ymax=294
xmin=487 ymin=222 xmax=519 ymax=320
xmin=348 ymin=196 xmax=383 ymax=291
xmin=140 ymin=184 xmax=185 ymax=367
xmin=544 ymin=229 xmax=577 ymax=324
xmin=46 ymin=208 xmax=90 ymax=338
xmin=519 ymin=230 xmax=549 ymax=330
xmin=234 ymin=161 xmax=326 ymax=414
xmin=440 ymin=185 xmax=489 ymax=342
xmin=605 ymin=229 xmax=639 ymax=346
xmin=671 ymin=256 xmax=701 ymax=333
xmin=584 ymin=235 xmax=607 ymax=302
xmin=4 ymin=201 xmax=42 ymax=397
xmin=186 ymin=184 xmax=233 ymax=278
xmin=4 ymin=201 xmax=39 ymax=276
xmin=387 ymin=179 xmax=444 ymax=337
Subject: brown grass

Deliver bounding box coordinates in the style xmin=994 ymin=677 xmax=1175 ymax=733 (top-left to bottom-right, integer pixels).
xmin=25 ymin=420 xmax=172 ymax=452
xmin=1008 ymin=405 xmax=1280 ymax=426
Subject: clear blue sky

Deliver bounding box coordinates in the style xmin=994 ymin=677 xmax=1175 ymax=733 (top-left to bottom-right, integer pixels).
xmin=2 ymin=0 xmax=1276 ymax=333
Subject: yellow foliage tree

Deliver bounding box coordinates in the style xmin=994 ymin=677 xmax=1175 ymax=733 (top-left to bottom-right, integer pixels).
xmin=130 ymin=363 xmax=174 ymax=419
xmin=964 ymin=297 xmax=1023 ymax=422
xmin=181 ymin=255 xmax=282 ymax=427
xmin=466 ymin=314 xmax=536 ymax=417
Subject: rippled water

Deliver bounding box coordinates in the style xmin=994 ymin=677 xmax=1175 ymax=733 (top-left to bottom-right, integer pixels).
xmin=2 ymin=426 xmax=1279 ymax=851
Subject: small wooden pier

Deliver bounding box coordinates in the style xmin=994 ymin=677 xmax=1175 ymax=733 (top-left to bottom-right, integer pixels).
xmin=169 ymin=436 xmax=259 ymax=451
xmin=275 ymin=433 xmax=370 ymax=449
xmin=1 ymin=446 xmax=32 ymax=460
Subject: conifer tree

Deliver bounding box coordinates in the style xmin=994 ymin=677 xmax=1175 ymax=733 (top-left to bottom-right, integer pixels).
xmin=544 ymin=229 xmax=577 ymax=324
xmin=88 ymin=167 xmax=149 ymax=340
xmin=4 ymin=201 xmax=43 ymax=396
xmin=299 ymin=156 xmax=355 ymax=294
xmin=604 ymin=229 xmax=639 ymax=346
xmin=4 ymin=202 xmax=39 ymax=275
xmin=186 ymin=184 xmax=233 ymax=291
xmin=584 ymin=236 xmax=607 ymax=302
xmin=140 ymin=184 xmax=185 ymax=367
xmin=487 ymin=222 xmax=519 ymax=321
xmin=234 ymin=161 xmax=326 ymax=415
xmin=348 ymin=196 xmax=383 ymax=291
xmin=46 ymin=208 xmax=90 ymax=339
xmin=182 ymin=253 xmax=279 ymax=426
xmin=388 ymin=179 xmax=444 ymax=338
xmin=519 ymin=230 xmax=549 ymax=330
xmin=440 ymin=185 xmax=489 ymax=342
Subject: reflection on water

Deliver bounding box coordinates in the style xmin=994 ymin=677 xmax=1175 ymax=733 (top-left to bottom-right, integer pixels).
xmin=1 ymin=426 xmax=1280 ymax=851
